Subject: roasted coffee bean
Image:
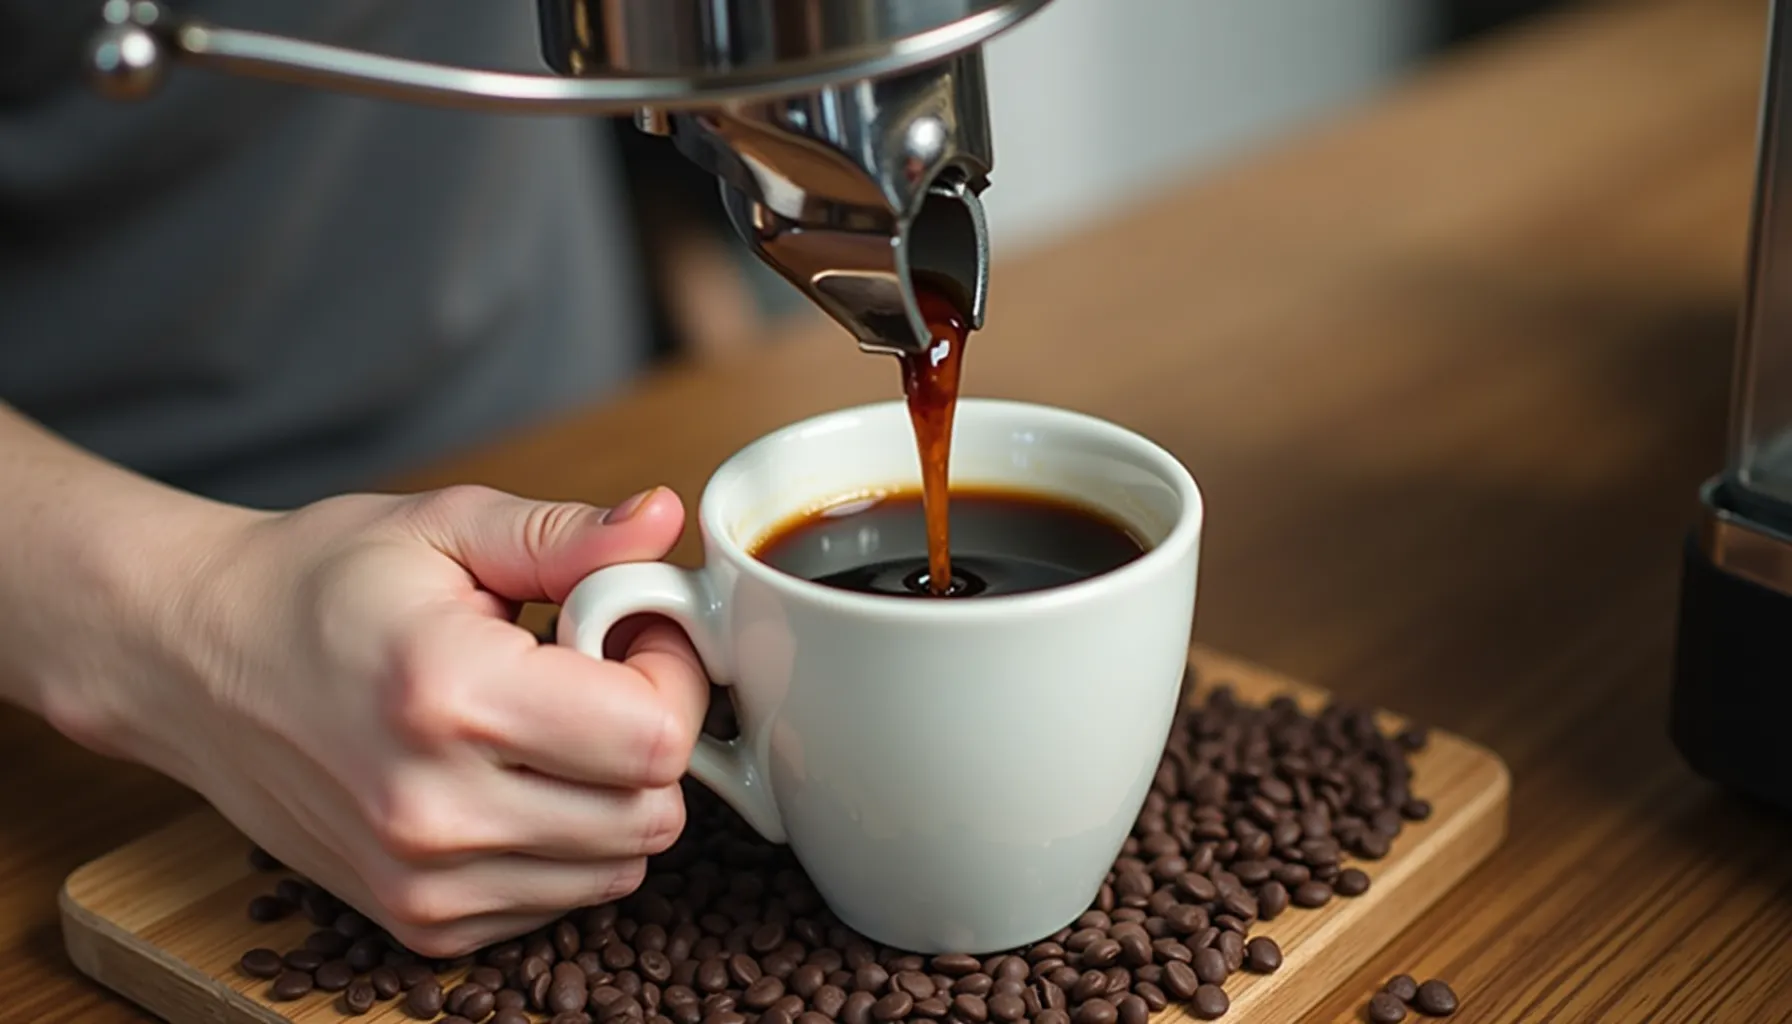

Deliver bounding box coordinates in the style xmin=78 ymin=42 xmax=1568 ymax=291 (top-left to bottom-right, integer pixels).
xmin=1074 ymin=998 xmax=1117 ymax=1024
xmin=1189 ymin=984 xmax=1228 ymax=1020
xmin=785 ymin=963 xmax=824 ymax=997
xmin=1244 ymin=936 xmax=1282 ymax=973
xmin=894 ymin=970 xmax=935 ymax=1000
xmin=1220 ymin=892 xmax=1258 ymax=920
xmin=916 ymin=994 xmax=952 ymax=1018
xmin=694 ymin=958 xmax=729 ymax=994
xmin=591 ymin=986 xmax=628 ymax=1012
xmin=1182 ymin=939 xmax=1225 ymax=989
xmin=316 ymin=960 xmax=354 ymax=992
xmin=986 ymin=992 xmax=1025 ymax=1022
xmin=462 ymin=986 xmax=497 ymax=1021
xmin=1402 ymin=798 xmax=1433 ymax=821
xmin=1116 ymin=992 xmax=1149 ymax=1024
xmin=1230 ymin=859 xmax=1271 ymax=886
xmin=1037 ymin=1011 xmax=1071 ymax=1024
xmin=1216 ymin=930 xmax=1245 ymax=973
xmin=1161 ymin=960 xmax=1198 ymax=1000
xmin=1081 ymin=938 xmax=1122 ymax=967
xmin=247 ymin=895 xmax=291 ymax=922
xmin=330 ymin=909 xmax=370 ymax=939
xmin=1293 ymin=880 xmax=1334 ymax=907
xmin=553 ymin=1014 xmax=596 ymax=1024
xmin=870 ymin=991 xmax=912 ymax=1021
xmin=951 ymin=992 xmax=990 ymax=1022
xmin=282 ymin=948 xmax=325 ymax=973
xmin=494 ymin=1012 xmax=531 ymax=1024
xmin=853 ymin=962 xmax=889 ymax=993
xmin=1355 ymin=831 xmax=1392 ymax=860
xmin=745 ymin=976 xmax=787 ymax=1009
xmin=552 ymin=981 xmax=592 ymax=1014
xmin=814 ymin=984 xmax=849 ymax=1019
xmin=1176 ymin=873 xmax=1219 ymax=903
xmin=955 ymin=972 xmax=995 ymax=998
xmin=270 ymin=970 xmax=315 ymax=1001
xmin=1149 ymin=938 xmax=1192 ymax=965
xmin=1414 ymin=980 xmax=1458 ymax=1016
xmin=343 ymin=938 xmax=383 ymax=973
xmin=1385 ymin=974 xmax=1419 ymax=1002
xmin=1273 ymin=862 xmax=1311 ymax=887
xmin=1134 ymin=981 xmax=1168 ymax=1013
xmin=840 ymin=989 xmax=877 ymax=1024
xmin=364 ymin=966 xmax=401 ymax=1000
xmin=239 ymin=948 xmax=283 ymax=979
xmin=1066 ymin=969 xmax=1102 ymax=1002
xmin=406 ymin=979 xmax=445 ymax=1019
xmin=1368 ymin=992 xmax=1408 ymax=1023
xmin=531 ymin=972 xmax=555 ymax=1011
xmin=1116 ymin=931 xmax=1152 ymax=968
xmin=1191 ymin=936 xmax=1230 ymax=984
xmin=1336 ymin=867 xmax=1372 ymax=896
xmin=1102 ymin=967 xmax=1131 ymax=998
xmin=1163 ymin=903 xmax=1206 ymax=936
xmin=931 ymin=953 xmax=980 ymax=976
xmin=342 ymin=978 xmax=378 ymax=1015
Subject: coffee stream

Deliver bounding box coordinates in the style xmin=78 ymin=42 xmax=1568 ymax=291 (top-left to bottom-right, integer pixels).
xmin=899 ymin=284 xmax=972 ymax=596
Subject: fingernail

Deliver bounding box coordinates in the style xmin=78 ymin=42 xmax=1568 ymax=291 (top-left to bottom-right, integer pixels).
xmin=602 ymin=487 xmax=660 ymax=525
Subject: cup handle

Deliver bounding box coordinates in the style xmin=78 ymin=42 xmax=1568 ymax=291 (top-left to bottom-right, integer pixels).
xmin=558 ymin=564 xmax=788 ymax=844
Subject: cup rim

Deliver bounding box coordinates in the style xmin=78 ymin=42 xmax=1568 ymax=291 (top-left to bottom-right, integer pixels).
xmin=698 ymin=398 xmax=1203 ymax=619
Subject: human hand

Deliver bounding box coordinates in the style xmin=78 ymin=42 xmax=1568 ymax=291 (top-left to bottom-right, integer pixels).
xmin=56 ymin=483 xmax=708 ymax=956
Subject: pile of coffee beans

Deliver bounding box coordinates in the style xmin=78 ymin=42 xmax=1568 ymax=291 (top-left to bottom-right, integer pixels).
xmin=235 ymin=674 xmax=1433 ymax=1023
xmin=1366 ymin=975 xmax=1457 ymax=1021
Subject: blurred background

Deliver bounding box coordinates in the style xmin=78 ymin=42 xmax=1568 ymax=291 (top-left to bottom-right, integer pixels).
xmin=622 ymin=0 xmax=1569 ymax=365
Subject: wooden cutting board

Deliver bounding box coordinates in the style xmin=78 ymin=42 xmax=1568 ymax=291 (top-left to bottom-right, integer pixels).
xmin=59 ymin=646 xmax=1510 ymax=1023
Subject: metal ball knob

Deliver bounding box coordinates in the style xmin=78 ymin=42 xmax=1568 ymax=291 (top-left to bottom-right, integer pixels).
xmin=86 ymin=21 xmax=167 ymax=101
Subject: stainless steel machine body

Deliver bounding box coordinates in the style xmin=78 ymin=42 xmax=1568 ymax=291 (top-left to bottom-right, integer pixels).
xmin=84 ymin=0 xmax=1056 ymax=355
xmin=1672 ymin=0 xmax=1792 ymax=813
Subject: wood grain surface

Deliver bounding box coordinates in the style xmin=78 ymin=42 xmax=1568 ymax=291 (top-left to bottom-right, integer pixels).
xmin=57 ymin=648 xmax=1509 ymax=1024
xmin=2 ymin=0 xmax=1782 ymax=1020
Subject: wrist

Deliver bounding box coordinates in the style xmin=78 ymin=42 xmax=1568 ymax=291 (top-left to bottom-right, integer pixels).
xmin=56 ymin=489 xmax=269 ymax=768
xmin=0 ymin=412 xmax=269 ymax=765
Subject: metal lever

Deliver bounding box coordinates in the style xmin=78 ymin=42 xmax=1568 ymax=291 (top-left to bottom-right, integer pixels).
xmin=86 ymin=0 xmax=1043 ymax=117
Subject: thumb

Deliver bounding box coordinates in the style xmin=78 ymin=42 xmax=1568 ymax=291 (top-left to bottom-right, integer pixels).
xmin=407 ymin=485 xmax=686 ymax=603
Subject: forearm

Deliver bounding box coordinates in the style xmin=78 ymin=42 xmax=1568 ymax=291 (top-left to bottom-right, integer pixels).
xmin=0 ymin=403 xmax=261 ymax=736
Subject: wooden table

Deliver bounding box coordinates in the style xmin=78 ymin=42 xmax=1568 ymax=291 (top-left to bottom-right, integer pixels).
xmin=2 ymin=0 xmax=1780 ymax=1020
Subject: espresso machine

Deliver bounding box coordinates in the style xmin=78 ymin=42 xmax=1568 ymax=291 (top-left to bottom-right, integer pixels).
xmin=82 ymin=0 xmax=1057 ymax=358
xmin=1671 ymin=3 xmax=1792 ymax=813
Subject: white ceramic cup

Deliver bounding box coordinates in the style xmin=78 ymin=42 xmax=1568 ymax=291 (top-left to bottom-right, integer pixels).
xmin=559 ymin=398 xmax=1202 ymax=954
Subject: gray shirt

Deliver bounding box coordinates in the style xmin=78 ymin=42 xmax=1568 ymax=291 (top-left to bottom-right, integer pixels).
xmin=0 ymin=0 xmax=650 ymax=509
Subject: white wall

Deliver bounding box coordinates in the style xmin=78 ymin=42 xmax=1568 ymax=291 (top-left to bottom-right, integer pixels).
xmin=977 ymin=0 xmax=1430 ymax=255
